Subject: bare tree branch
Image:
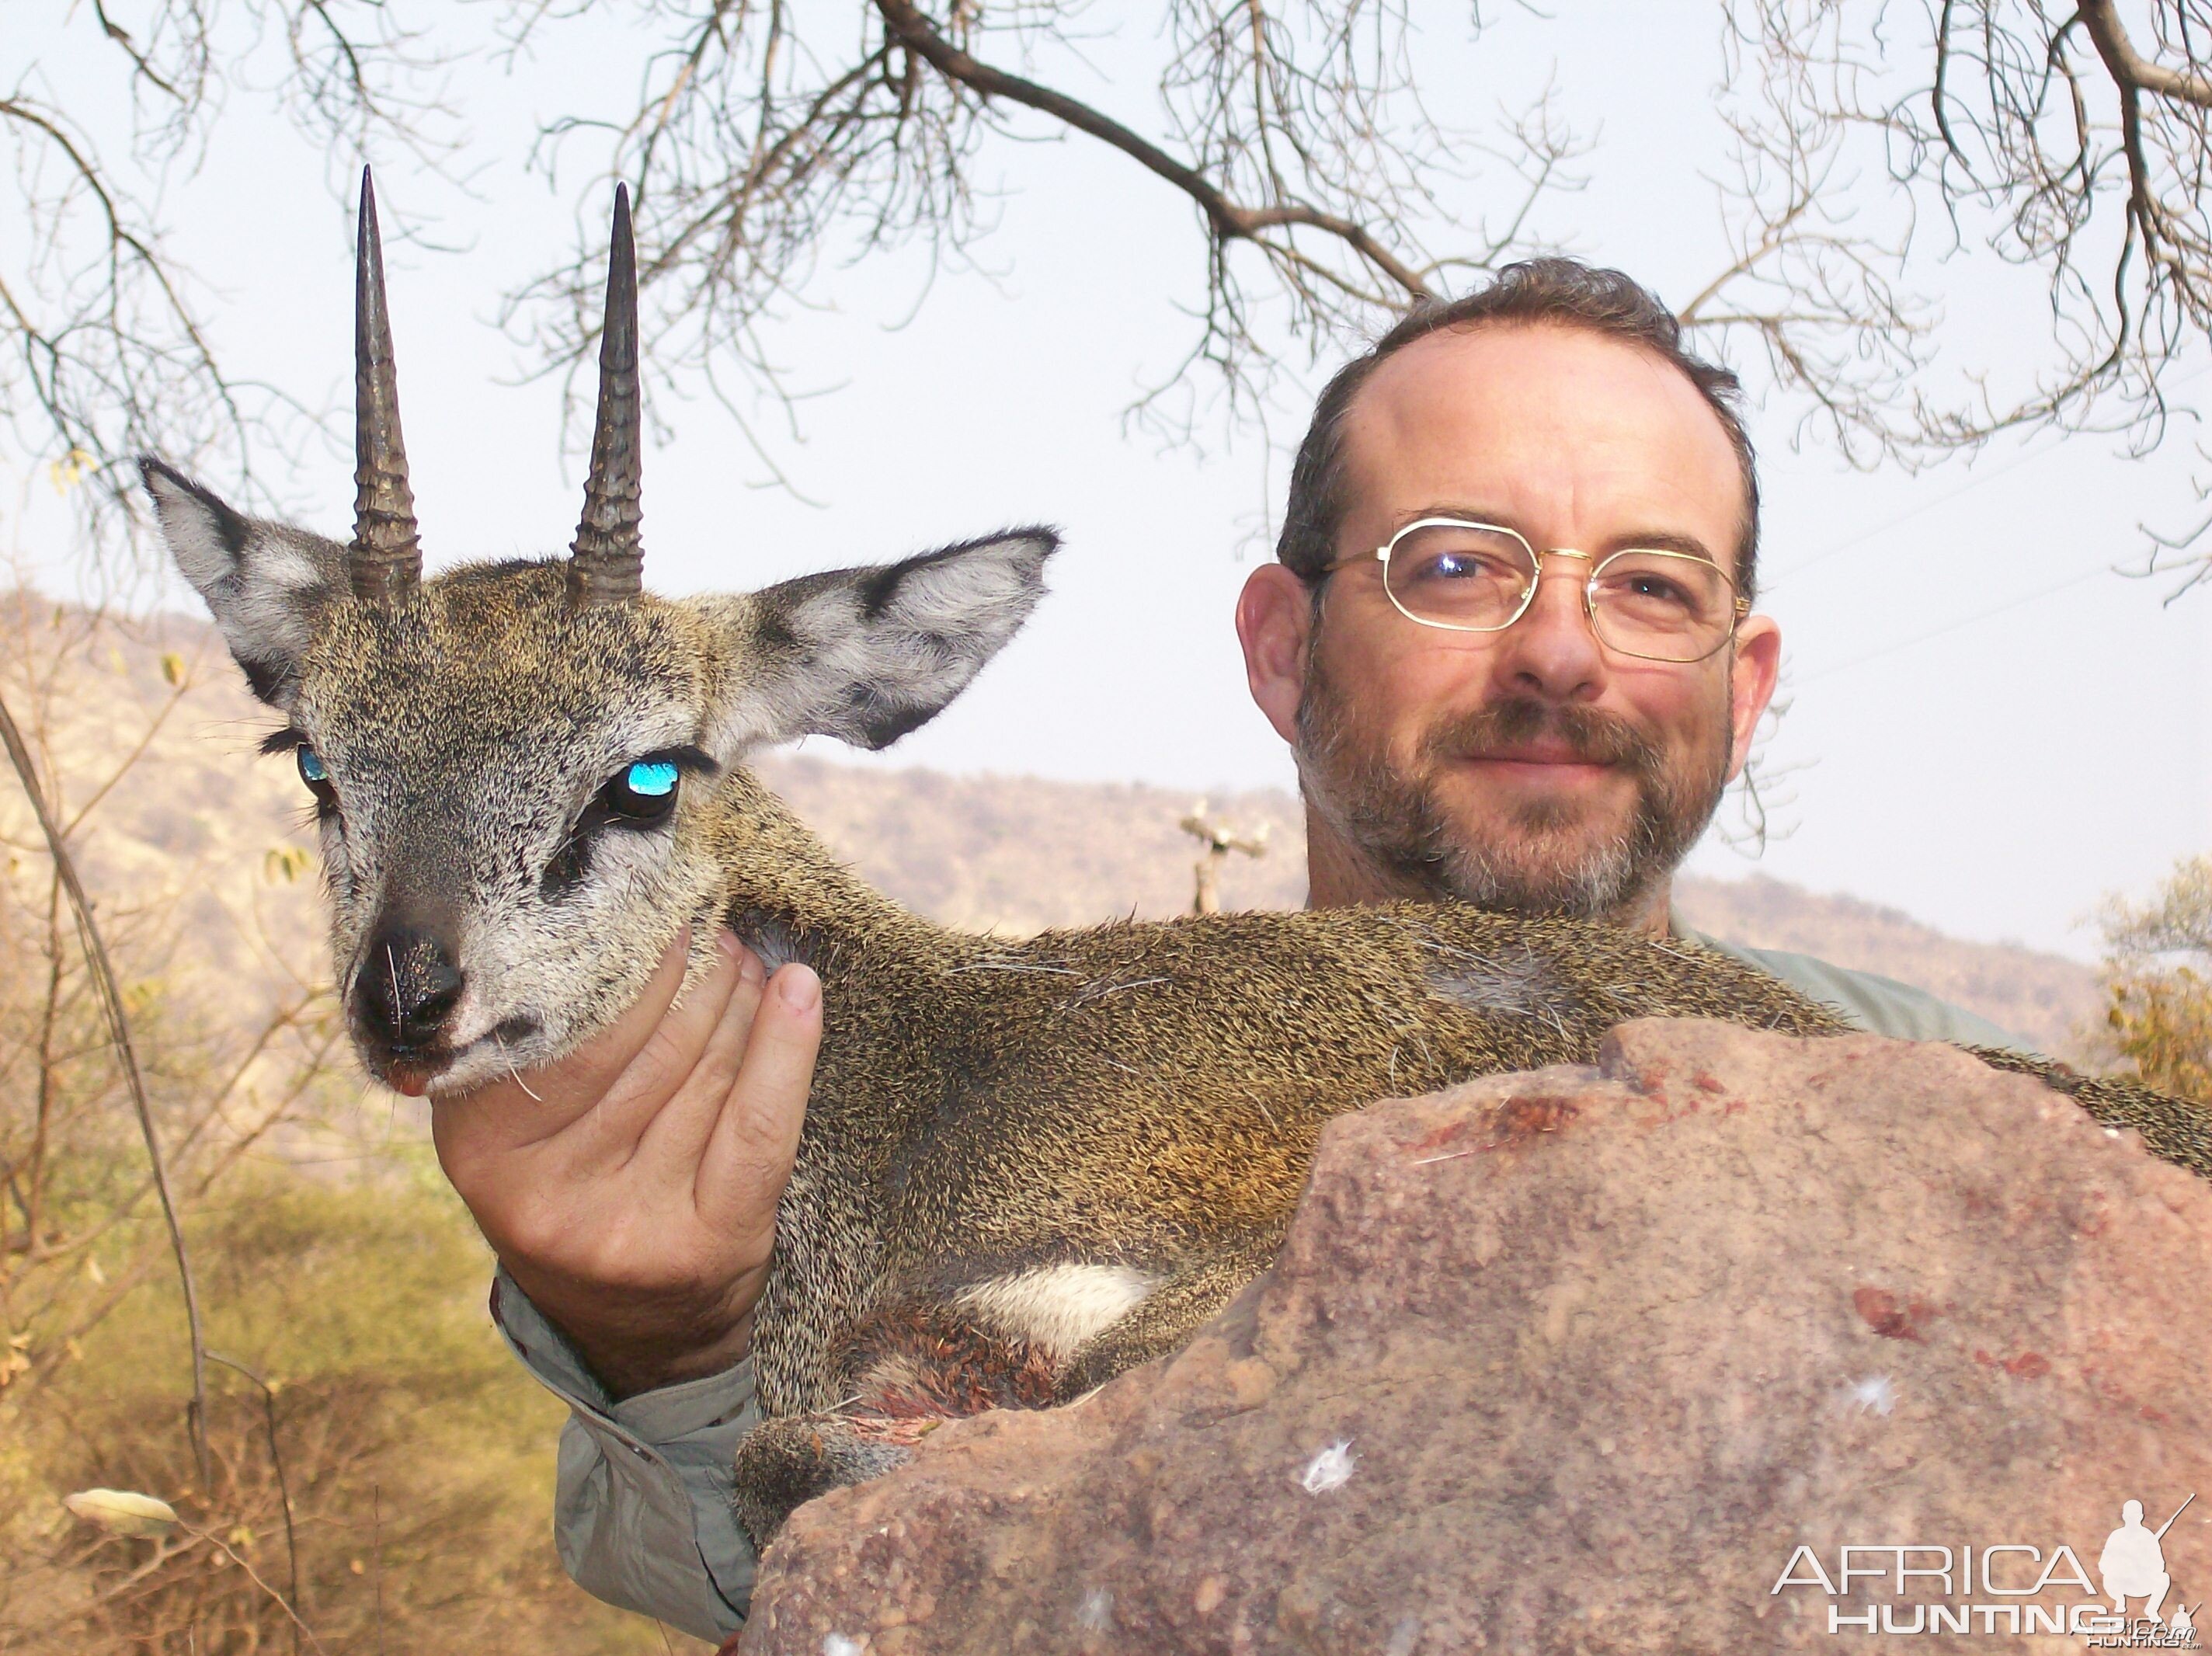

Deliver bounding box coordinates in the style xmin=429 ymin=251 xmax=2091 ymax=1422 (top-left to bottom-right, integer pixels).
xmin=2081 ymin=0 xmax=2212 ymax=108
xmin=871 ymin=0 xmax=1434 ymax=297
xmin=0 ymin=2 xmax=457 ymax=566
xmin=0 ymin=686 xmax=210 ymax=1487
xmin=1730 ymin=0 xmax=2212 ymax=588
xmin=500 ymin=2 xmax=1584 ymax=451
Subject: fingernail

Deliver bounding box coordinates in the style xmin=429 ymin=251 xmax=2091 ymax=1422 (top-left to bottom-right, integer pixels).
xmin=777 ymin=965 xmax=821 ymax=1011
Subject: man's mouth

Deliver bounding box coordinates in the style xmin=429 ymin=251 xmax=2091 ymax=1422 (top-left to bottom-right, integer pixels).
xmin=1455 ymin=743 xmax=1622 ymax=778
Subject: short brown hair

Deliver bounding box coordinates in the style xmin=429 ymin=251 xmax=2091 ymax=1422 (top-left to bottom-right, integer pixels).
xmin=1275 ymin=259 xmax=1762 ymax=600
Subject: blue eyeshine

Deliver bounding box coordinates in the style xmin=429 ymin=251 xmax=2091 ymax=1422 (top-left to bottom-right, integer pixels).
xmin=624 ymin=760 xmax=680 ymax=798
xmin=297 ymin=746 xmax=329 ymax=785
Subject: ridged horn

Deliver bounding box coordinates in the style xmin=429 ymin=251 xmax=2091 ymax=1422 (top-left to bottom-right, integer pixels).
xmin=349 ymin=168 xmax=421 ymax=602
xmin=569 ymin=183 xmax=644 ymax=606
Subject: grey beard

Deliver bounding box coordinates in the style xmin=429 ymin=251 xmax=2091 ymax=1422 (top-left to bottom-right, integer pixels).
xmin=1295 ymin=667 xmax=1731 ymax=924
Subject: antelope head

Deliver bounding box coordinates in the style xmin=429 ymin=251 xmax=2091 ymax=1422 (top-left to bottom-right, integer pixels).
xmin=147 ymin=172 xmax=1056 ymax=1095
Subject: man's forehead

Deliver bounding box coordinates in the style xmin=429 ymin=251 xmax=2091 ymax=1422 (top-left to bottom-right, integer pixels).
xmin=1339 ymin=322 xmax=1746 ymax=558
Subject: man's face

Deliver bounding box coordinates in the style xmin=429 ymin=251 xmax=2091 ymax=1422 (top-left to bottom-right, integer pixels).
xmin=1237 ymin=322 xmax=1782 ymax=926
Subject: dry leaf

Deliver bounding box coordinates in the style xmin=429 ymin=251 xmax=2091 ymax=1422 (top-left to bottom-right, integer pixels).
xmin=64 ymin=1489 xmax=179 ymax=1537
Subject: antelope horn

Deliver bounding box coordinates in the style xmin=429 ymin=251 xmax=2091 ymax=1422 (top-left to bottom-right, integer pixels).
xmin=349 ymin=168 xmax=422 ymax=602
xmin=569 ymin=183 xmax=644 ymax=606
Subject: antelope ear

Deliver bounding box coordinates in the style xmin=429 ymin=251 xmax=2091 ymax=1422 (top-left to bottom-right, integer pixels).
xmin=708 ymin=527 xmax=1059 ymax=754
xmin=143 ymin=458 xmax=348 ymax=708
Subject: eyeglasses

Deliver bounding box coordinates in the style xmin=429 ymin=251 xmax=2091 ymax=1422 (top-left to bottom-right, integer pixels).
xmin=1340 ymin=517 xmax=1751 ymax=664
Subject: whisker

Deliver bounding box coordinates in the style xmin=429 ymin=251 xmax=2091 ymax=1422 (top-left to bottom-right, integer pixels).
xmin=496 ymin=1034 xmax=545 ymax=1103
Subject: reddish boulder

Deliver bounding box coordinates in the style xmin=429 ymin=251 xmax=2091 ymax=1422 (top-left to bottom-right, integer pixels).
xmin=738 ymin=1021 xmax=2212 ymax=1654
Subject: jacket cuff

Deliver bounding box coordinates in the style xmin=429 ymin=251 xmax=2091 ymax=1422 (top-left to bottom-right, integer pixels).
xmin=490 ymin=1268 xmax=761 ymax=1640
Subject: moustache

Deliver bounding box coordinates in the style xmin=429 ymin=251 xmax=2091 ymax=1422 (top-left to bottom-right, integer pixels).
xmin=1419 ymin=698 xmax=1666 ymax=778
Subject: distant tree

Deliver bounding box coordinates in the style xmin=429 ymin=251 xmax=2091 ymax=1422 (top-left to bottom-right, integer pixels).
xmin=1178 ymin=800 xmax=1269 ymax=916
xmin=2099 ymin=854 xmax=2212 ymax=1101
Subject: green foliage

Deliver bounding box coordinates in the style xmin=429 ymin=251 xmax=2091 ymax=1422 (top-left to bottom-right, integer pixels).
xmin=2099 ymin=855 xmax=2212 ymax=1104
xmin=4 ymin=1167 xmax=688 ymax=1653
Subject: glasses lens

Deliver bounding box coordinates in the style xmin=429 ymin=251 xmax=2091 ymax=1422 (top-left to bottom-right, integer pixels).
xmin=1382 ymin=523 xmax=1537 ymax=630
xmin=1589 ymin=550 xmax=1736 ymax=662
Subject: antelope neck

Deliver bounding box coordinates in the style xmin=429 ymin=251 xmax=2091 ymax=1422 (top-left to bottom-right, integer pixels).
xmin=707 ymin=768 xmax=952 ymax=987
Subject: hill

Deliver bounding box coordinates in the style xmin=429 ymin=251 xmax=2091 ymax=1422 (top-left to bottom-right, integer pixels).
xmin=5 ymin=597 xmax=2103 ymax=1058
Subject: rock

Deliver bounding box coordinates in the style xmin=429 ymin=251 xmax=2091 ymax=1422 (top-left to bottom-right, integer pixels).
xmin=736 ymin=1021 xmax=2212 ymax=1655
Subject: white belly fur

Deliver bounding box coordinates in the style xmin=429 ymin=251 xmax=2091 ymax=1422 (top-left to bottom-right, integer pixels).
xmin=952 ymin=1263 xmax=1160 ymax=1357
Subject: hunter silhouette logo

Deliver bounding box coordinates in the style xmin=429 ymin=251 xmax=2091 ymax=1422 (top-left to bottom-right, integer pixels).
xmin=2100 ymin=1496 xmax=2193 ymax=1629
xmin=1770 ymin=1491 xmax=2200 ymax=1644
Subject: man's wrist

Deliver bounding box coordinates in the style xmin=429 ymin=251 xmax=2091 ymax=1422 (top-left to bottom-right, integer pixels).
xmin=580 ymin=1310 xmax=756 ymax=1400
xmin=505 ymin=1266 xmax=763 ymax=1400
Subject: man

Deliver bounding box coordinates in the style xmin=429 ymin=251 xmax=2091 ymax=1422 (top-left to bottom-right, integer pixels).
xmin=433 ymin=259 xmax=2021 ymax=1643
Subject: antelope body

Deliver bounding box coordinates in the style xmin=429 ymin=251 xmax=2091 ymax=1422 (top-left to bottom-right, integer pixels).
xmin=151 ymin=176 xmax=2212 ymax=1546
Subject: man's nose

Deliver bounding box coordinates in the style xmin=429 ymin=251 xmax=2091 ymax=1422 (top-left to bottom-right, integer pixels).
xmin=353 ymin=921 xmax=466 ymax=1051
xmin=1494 ymin=554 xmax=1605 ymax=699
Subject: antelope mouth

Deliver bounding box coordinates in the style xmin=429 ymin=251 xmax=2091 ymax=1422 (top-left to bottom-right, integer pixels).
xmin=367 ymin=1015 xmax=541 ymax=1099
xmin=383 ymin=1054 xmax=446 ymax=1098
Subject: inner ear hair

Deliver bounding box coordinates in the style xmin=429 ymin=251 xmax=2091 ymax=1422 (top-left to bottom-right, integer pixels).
xmin=715 ymin=527 xmax=1061 ymax=754
xmin=141 ymin=457 xmax=350 ymax=710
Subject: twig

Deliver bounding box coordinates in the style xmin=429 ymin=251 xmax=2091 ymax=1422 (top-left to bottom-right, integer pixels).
xmin=373 ymin=1483 xmax=386 ymax=1655
xmin=868 ymin=0 xmax=1433 ymax=300
xmin=208 ymin=1350 xmax=304 ymax=1654
xmin=0 ymin=687 xmax=210 ymax=1487
xmin=180 ymin=1520 xmax=329 ymax=1655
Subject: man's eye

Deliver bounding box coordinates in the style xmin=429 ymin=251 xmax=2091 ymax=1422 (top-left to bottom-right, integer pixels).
xmin=1415 ymin=550 xmax=1518 ymax=583
xmin=1603 ymin=571 xmax=1696 ymax=611
xmin=603 ymin=759 xmax=681 ymax=823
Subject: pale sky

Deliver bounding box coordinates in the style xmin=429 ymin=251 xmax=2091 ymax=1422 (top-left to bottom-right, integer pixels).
xmin=10 ymin=4 xmax=2210 ymax=961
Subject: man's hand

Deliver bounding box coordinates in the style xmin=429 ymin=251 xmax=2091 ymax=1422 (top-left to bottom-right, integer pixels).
xmin=431 ymin=929 xmax=820 ymax=1399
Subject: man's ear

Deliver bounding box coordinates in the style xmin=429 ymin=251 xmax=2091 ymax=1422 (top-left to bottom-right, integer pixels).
xmin=1723 ymin=611 xmax=1782 ymax=785
xmin=142 ymin=458 xmax=348 ymax=709
xmin=705 ymin=527 xmax=1059 ymax=754
xmin=1236 ymin=562 xmax=1316 ymax=747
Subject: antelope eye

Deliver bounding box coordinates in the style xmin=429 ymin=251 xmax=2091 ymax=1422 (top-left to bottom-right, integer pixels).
xmin=297 ymin=746 xmax=334 ymax=796
xmin=604 ymin=759 xmax=680 ymax=822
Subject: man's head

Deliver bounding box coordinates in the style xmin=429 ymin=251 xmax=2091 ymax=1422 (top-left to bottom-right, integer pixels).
xmin=1237 ymin=259 xmax=1782 ymax=927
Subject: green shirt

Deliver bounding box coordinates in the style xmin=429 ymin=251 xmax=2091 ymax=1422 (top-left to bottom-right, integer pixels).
xmin=1670 ymin=909 xmax=2033 ymax=1052
xmin=496 ymin=923 xmax=2029 ymax=1642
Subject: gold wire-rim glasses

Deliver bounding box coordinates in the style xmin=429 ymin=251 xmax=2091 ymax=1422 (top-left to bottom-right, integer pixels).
xmin=1335 ymin=516 xmax=1752 ymax=665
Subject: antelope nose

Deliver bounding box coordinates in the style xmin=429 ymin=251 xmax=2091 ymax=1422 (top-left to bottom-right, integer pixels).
xmin=355 ymin=924 xmax=465 ymax=1049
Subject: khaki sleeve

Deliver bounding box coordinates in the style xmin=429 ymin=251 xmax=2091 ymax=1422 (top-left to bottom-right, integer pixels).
xmin=490 ymin=1270 xmax=760 ymax=1644
xmin=1674 ymin=921 xmax=2038 ymax=1054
